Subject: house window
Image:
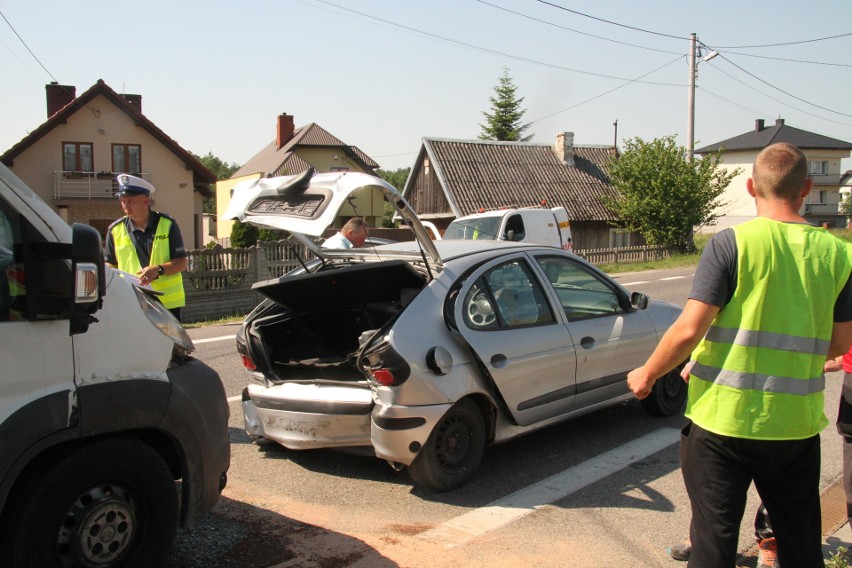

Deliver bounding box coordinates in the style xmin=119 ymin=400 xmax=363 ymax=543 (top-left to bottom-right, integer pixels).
xmin=62 ymin=142 xmax=93 ymax=172
xmin=609 ymin=228 xmax=630 ymax=248
xmin=112 ymin=144 xmax=141 ymax=174
xmin=808 ymin=160 xmax=828 ymax=175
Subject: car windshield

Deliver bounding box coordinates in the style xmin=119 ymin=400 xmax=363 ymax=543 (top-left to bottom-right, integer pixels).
xmin=444 ymin=218 xmax=500 ymax=240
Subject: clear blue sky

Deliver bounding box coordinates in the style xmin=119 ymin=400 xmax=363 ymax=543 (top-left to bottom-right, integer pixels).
xmin=2 ymin=0 xmax=851 ymax=172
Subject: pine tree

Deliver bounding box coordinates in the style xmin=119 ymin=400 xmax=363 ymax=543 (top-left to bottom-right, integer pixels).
xmin=479 ymin=67 xmax=532 ymax=142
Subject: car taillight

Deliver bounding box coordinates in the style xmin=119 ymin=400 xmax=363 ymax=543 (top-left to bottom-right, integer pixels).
xmin=241 ymin=354 xmax=257 ymax=371
xmin=372 ymin=368 xmax=396 ymax=386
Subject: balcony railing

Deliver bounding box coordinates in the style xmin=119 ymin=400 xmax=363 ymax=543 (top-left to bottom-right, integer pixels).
xmin=803 ymin=202 xmax=842 ymax=215
xmin=54 ymin=171 xmax=152 ymax=200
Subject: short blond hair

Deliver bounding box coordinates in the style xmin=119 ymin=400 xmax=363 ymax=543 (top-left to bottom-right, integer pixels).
xmin=751 ymin=142 xmax=808 ymax=200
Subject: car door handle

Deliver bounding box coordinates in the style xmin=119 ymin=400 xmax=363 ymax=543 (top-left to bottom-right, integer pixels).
xmin=580 ymin=336 xmax=595 ymax=349
xmin=491 ymin=353 xmax=508 ymax=368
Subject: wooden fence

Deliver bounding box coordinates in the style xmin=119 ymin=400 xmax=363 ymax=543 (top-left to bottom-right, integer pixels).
xmin=180 ymin=241 xmax=671 ymax=323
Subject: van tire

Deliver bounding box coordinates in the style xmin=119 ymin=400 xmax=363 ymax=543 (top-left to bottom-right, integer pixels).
xmin=1 ymin=437 xmax=178 ymax=568
xmin=408 ymin=399 xmax=485 ymax=492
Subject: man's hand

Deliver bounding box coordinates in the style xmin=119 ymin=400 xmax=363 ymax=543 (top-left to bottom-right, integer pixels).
xmin=627 ymin=367 xmax=656 ymax=400
xmin=825 ymin=357 xmax=843 ymax=373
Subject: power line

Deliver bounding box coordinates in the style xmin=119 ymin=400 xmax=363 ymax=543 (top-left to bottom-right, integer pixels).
xmin=474 ymin=0 xmax=682 ymax=56
xmin=711 ymin=49 xmax=852 ymax=68
xmin=307 ymin=0 xmax=682 ymax=86
xmin=533 ymin=0 xmax=687 ymax=40
xmin=709 ymin=32 xmax=852 ymax=49
xmin=718 ymin=54 xmax=852 ymax=118
xmin=529 ymin=54 xmax=685 ymax=124
xmin=0 ymin=9 xmax=57 ymax=82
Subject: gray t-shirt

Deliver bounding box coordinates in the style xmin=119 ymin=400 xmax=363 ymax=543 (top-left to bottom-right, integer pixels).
xmin=690 ymin=228 xmax=852 ymax=321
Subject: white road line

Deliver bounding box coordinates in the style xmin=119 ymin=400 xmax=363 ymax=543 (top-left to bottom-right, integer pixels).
xmin=620 ymin=280 xmax=649 ymax=286
xmin=660 ymin=276 xmax=687 ymax=281
xmin=418 ymin=427 xmax=680 ymax=549
xmin=227 ymin=395 xmax=242 ymax=403
xmin=193 ymin=335 xmax=236 ymax=344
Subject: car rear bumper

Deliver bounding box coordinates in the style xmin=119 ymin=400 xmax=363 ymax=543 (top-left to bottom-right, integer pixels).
xmin=243 ymin=382 xmax=373 ymax=449
xmin=371 ymin=401 xmax=452 ymax=466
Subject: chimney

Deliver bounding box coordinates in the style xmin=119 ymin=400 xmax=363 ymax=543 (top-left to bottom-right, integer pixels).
xmin=122 ymin=93 xmax=142 ymax=113
xmin=775 ymin=118 xmax=785 ymax=126
xmin=554 ymin=132 xmax=575 ymax=167
xmin=277 ymin=113 xmax=295 ymax=149
xmin=755 ymin=119 xmax=765 ymax=132
xmin=45 ymin=82 xmax=76 ymax=118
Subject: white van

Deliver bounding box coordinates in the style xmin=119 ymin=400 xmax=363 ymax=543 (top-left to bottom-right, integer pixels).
xmin=443 ymin=207 xmax=573 ymax=249
xmin=0 ymin=164 xmax=230 ymax=568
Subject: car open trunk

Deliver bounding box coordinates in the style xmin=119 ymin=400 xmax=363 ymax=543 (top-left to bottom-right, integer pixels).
xmin=250 ymin=260 xmax=426 ymax=383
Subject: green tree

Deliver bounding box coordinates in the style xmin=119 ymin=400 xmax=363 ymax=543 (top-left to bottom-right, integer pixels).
xmin=604 ymin=136 xmax=739 ymax=253
xmin=192 ymin=151 xmax=242 ymax=214
xmin=377 ymin=167 xmax=411 ymax=227
xmin=479 ymin=67 xmax=532 ymax=142
xmin=229 ymin=220 xmax=258 ymax=248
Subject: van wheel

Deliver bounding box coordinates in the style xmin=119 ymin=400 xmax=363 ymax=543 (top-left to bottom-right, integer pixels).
xmin=641 ymin=365 xmax=688 ymax=417
xmin=408 ymin=399 xmax=485 ymax=492
xmin=1 ymin=438 xmax=177 ymax=568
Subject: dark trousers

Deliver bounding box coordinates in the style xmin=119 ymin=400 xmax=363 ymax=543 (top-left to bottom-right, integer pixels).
xmin=169 ymin=306 xmax=182 ymax=322
xmin=681 ymin=421 xmax=823 ymax=568
xmin=844 ymin=436 xmax=852 ymax=524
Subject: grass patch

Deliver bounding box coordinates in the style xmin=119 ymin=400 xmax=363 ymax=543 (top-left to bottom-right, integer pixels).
xmin=183 ymin=314 xmax=245 ymax=328
xmin=597 ymin=234 xmax=709 ymax=274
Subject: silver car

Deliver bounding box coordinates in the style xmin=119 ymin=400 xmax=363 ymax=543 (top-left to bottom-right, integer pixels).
xmin=225 ymin=169 xmax=684 ymax=491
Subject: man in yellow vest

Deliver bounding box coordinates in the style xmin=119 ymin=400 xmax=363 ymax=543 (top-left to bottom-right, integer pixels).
xmin=627 ymin=143 xmax=852 ymax=567
xmin=105 ymin=174 xmax=187 ymax=321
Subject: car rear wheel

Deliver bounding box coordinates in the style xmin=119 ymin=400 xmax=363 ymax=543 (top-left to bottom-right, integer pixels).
xmin=408 ymin=399 xmax=486 ymax=492
xmin=0 ymin=438 xmax=178 ymax=568
xmin=641 ymin=364 xmax=688 ymax=417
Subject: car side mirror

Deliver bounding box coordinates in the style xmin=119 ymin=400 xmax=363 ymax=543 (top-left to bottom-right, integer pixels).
xmin=630 ymin=291 xmax=649 ymax=310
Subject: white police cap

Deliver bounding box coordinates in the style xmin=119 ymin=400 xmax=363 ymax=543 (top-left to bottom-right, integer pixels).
xmin=116 ymin=174 xmax=155 ymax=196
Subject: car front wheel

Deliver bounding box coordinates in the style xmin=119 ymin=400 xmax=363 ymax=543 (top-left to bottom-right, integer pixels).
xmin=641 ymin=363 xmax=688 ymax=417
xmin=0 ymin=438 xmax=178 ymax=568
xmin=408 ymin=398 xmax=486 ymax=492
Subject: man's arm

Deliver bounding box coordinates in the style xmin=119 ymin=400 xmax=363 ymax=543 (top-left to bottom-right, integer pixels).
xmin=627 ymin=299 xmax=720 ymax=400
xmin=829 ymin=321 xmax=852 ymax=360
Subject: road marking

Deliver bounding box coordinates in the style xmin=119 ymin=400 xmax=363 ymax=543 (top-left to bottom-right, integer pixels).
xmin=660 ymin=276 xmax=687 ymax=281
xmin=227 ymin=395 xmax=242 ymax=403
xmin=418 ymin=428 xmax=680 ymax=549
xmin=620 ymin=280 xmax=649 ymax=286
xmin=193 ymin=334 xmax=236 ymax=344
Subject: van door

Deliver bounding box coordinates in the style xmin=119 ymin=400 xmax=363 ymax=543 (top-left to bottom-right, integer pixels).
xmin=449 ymin=253 xmax=577 ymax=426
xmin=0 ymin=196 xmax=76 ymax=435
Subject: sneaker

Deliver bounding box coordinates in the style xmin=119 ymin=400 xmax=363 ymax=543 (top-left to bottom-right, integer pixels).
xmin=666 ymin=540 xmax=691 ymax=561
xmin=757 ymin=537 xmax=779 ymax=568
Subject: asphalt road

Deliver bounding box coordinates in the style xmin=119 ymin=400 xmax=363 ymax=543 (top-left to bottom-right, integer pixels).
xmin=164 ymin=266 xmax=846 ymax=567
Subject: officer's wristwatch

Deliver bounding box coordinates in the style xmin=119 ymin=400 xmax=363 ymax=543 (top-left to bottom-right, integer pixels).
xmin=157 ymin=265 xmax=165 ymax=277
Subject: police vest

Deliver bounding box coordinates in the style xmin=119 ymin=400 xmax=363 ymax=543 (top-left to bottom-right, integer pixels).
xmin=687 ymin=218 xmax=852 ymax=440
xmin=111 ymin=216 xmax=186 ymax=309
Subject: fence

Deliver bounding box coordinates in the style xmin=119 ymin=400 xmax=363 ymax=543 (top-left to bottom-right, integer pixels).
xmin=179 ymin=242 xmax=671 ymax=323
xmin=573 ymin=244 xmax=670 ymax=266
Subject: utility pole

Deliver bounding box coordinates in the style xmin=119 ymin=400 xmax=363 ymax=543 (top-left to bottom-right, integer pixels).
xmin=687 ymin=33 xmax=696 ymax=162
xmin=613 ymin=119 xmax=618 ymax=149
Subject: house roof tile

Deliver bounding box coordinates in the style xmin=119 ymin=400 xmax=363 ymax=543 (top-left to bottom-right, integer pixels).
xmin=231 ymin=122 xmax=378 ymax=178
xmin=695 ymin=120 xmax=852 ymax=154
xmin=413 ymin=138 xmax=619 ymax=221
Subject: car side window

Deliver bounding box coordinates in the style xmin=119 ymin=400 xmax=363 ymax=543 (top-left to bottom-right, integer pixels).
xmin=535 ymin=256 xmax=624 ymax=321
xmin=504 ymin=214 xmax=525 ymax=241
xmin=0 ymin=199 xmax=25 ymax=322
xmin=462 ymin=259 xmax=554 ymax=330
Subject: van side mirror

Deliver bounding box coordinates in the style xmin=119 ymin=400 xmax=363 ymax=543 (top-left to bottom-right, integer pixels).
xmin=69 ymin=223 xmax=105 ymax=334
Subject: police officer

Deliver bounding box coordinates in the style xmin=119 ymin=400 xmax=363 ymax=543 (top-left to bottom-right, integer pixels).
xmin=105 ymin=174 xmax=187 ymax=320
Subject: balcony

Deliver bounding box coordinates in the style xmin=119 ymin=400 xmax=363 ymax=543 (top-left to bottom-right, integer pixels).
xmin=53 ymin=171 xmax=152 ymax=200
xmin=803 ymin=202 xmax=842 ymax=215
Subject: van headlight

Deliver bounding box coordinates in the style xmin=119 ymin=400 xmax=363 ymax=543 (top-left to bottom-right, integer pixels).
xmin=133 ymin=286 xmax=194 ymax=353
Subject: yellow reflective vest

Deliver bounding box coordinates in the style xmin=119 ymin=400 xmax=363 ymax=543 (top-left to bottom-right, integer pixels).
xmin=111 ymin=216 xmax=186 ymax=309
xmin=687 ymin=218 xmax=852 ymax=440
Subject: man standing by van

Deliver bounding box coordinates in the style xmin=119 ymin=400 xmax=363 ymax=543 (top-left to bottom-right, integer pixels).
xmin=105 ymin=174 xmax=187 ymax=320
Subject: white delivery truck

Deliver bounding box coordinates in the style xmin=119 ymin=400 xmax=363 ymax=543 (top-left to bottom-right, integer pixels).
xmin=443 ymin=206 xmax=573 ymax=250
xmin=0 ymin=163 xmax=230 ymax=568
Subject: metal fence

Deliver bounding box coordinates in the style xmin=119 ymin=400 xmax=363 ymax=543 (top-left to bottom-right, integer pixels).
xmin=573 ymin=245 xmax=670 ymax=265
